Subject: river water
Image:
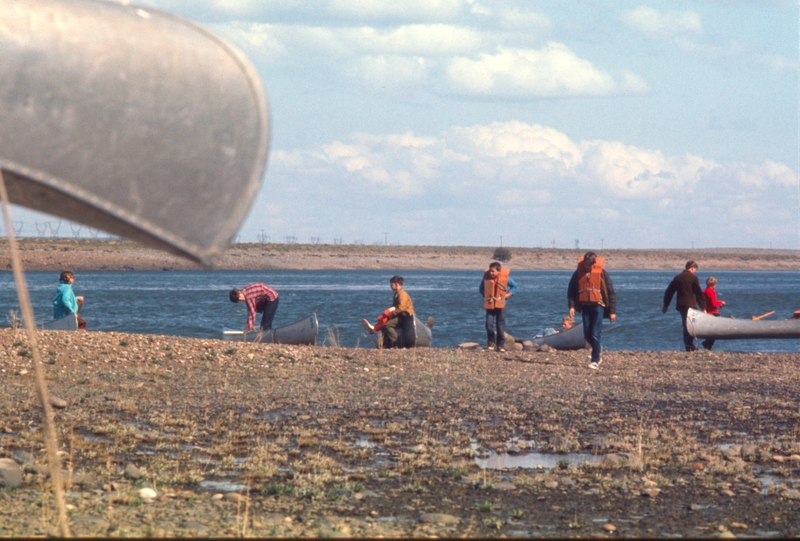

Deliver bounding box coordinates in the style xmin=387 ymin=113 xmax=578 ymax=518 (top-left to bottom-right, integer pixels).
xmin=1 ymin=270 xmax=798 ymax=353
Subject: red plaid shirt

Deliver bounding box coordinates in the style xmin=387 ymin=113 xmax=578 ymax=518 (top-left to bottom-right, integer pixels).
xmin=242 ymin=283 xmax=279 ymax=331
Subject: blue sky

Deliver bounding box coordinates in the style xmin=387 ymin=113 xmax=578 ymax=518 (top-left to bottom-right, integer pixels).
xmin=13 ymin=0 xmax=800 ymax=249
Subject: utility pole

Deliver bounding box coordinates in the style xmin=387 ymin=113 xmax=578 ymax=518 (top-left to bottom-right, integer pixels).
xmin=384 ymin=232 xmax=388 ymax=246
xmin=500 ymin=236 xmax=503 ymax=247
xmin=575 ymin=239 xmax=579 ymax=250
xmin=601 ymin=239 xmax=603 ymax=250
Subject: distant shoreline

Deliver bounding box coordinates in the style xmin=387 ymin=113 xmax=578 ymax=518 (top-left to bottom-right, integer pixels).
xmin=0 ymin=238 xmax=797 ymax=272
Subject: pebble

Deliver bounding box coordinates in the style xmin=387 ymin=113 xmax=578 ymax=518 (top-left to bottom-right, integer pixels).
xmin=781 ymin=489 xmax=800 ymax=500
xmin=0 ymin=458 xmax=23 ymax=488
xmin=772 ymin=455 xmax=785 ymax=463
xmin=124 ymin=463 xmax=143 ymax=480
xmin=211 ymin=493 xmax=223 ymax=501
xmin=730 ymin=523 xmax=748 ymax=530
xmin=544 ymin=480 xmax=559 ymax=489
xmin=139 ymin=487 xmax=157 ymax=500
xmin=458 ymin=342 xmax=480 ymax=350
xmin=12 ymin=450 xmax=35 ymax=465
xmin=49 ymin=396 xmax=68 ymax=409
xmin=224 ymin=492 xmax=246 ymax=503
xmin=419 ymin=513 xmax=460 ymax=526
xmin=720 ymin=489 xmax=735 ymax=497
xmin=642 ymin=488 xmax=661 ymax=497
xmin=719 ymin=532 xmax=736 ymax=539
xmin=603 ymin=523 xmax=616 ymax=532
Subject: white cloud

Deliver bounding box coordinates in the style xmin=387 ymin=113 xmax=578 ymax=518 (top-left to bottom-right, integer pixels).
xmin=621 ymin=7 xmax=703 ymax=45
xmin=445 ymin=44 xmax=648 ymax=97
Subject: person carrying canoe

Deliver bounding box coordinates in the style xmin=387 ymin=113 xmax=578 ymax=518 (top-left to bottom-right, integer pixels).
xmin=567 ymin=252 xmax=616 ymax=369
xmin=229 ymin=283 xmax=279 ymax=332
xmin=480 ymin=261 xmax=518 ymax=352
xmin=662 ymin=260 xmax=706 ymax=352
xmin=701 ymin=276 xmax=725 ymax=351
xmin=53 ymin=271 xmax=87 ymax=329
xmin=362 ymin=275 xmax=414 ymax=348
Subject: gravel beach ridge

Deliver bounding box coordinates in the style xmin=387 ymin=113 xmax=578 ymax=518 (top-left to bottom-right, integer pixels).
xmin=1 ymin=239 xmax=798 ymax=271
xmin=1 ymin=328 xmax=799 ymax=537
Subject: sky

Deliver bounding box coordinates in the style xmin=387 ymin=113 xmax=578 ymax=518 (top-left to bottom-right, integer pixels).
xmin=11 ymin=0 xmax=800 ymax=249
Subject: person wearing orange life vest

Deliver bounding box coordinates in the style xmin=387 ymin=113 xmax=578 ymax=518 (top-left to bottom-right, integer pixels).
xmin=568 ymin=251 xmax=616 ymax=370
xmin=479 ymin=261 xmax=518 ymax=352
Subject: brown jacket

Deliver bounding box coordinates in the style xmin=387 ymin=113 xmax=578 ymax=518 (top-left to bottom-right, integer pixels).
xmin=393 ymin=288 xmax=415 ymax=316
xmin=663 ymin=270 xmax=705 ymax=310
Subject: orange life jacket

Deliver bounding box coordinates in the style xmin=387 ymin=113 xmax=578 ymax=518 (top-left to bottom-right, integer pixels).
xmin=484 ymin=268 xmax=510 ymax=309
xmin=576 ymin=257 xmax=605 ymax=305
xmin=373 ymin=308 xmax=395 ymax=332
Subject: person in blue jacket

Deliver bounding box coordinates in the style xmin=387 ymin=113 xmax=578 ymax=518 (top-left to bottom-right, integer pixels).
xmin=53 ymin=271 xmax=87 ymax=329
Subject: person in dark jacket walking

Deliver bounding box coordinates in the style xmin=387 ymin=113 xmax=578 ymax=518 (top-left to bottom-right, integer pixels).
xmin=568 ymin=252 xmax=616 ymax=370
xmin=662 ymin=260 xmax=706 ymax=351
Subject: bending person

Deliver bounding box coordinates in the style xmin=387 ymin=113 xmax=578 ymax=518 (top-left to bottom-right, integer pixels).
xmin=230 ymin=283 xmax=279 ymax=332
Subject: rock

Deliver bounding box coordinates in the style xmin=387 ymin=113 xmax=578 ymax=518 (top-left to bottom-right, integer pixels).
xmin=730 ymin=523 xmax=748 ymax=530
xmin=538 ymin=344 xmax=553 ymax=352
xmin=788 ymin=454 xmax=800 ymax=463
xmin=772 ymin=455 xmax=785 ymax=463
xmin=211 ymin=493 xmax=223 ymax=501
xmin=603 ymin=523 xmax=616 ymax=532
xmin=72 ymin=473 xmax=98 ymax=487
xmin=522 ymin=340 xmax=534 ymax=348
xmin=139 ymin=487 xmax=157 ymax=500
xmin=602 ymin=452 xmax=643 ymax=468
xmin=719 ymin=532 xmax=736 ymax=539
xmin=224 ymin=492 xmax=246 ymax=503
xmin=458 ymin=342 xmax=480 ymax=350
xmin=550 ymin=434 xmax=570 ymax=450
xmin=722 ymin=446 xmax=741 ymax=461
xmin=503 ymin=332 xmax=515 ymax=345
xmin=419 ymin=513 xmax=460 ymax=526
xmin=720 ymin=489 xmax=735 ymax=497
xmin=124 ymin=463 xmax=143 ymax=480
xmin=781 ymin=489 xmax=800 ymax=500
xmin=740 ymin=443 xmax=758 ymax=461
xmin=511 ymin=341 xmax=524 ymax=351
xmin=13 ymin=450 xmax=35 ymax=465
xmin=646 ymin=428 xmax=659 ymax=440
xmin=544 ymin=480 xmax=559 ymax=489
xmin=494 ymin=481 xmax=517 ymax=490
xmin=641 ymin=488 xmax=661 ymax=497
xmin=0 ymin=458 xmax=23 ymax=488
xmin=49 ymin=396 xmax=68 ymax=409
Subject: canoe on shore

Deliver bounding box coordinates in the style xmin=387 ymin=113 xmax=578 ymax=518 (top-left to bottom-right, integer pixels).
xmin=532 ymin=323 xmax=589 ymax=350
xmin=41 ymin=314 xmax=78 ymax=331
xmin=222 ymin=314 xmax=319 ymax=345
xmin=375 ymin=316 xmax=433 ymax=348
xmin=686 ymin=308 xmax=800 ymax=340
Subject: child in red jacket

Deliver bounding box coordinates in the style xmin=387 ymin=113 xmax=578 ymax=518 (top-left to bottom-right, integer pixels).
xmin=701 ymin=276 xmax=725 ymax=350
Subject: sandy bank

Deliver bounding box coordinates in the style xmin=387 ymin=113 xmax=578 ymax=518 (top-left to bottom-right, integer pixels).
xmin=1 ymin=239 xmax=798 ymax=271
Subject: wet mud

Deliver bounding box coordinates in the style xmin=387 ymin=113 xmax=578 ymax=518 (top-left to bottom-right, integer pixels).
xmin=1 ymin=329 xmax=799 ymax=537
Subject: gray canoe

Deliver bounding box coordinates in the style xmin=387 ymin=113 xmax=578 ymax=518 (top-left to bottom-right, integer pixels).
xmin=0 ymin=0 xmax=269 ymax=267
xmin=375 ymin=316 xmax=433 ymax=348
xmin=41 ymin=314 xmax=78 ymax=331
xmin=686 ymin=308 xmax=800 ymax=340
xmin=532 ymin=323 xmax=589 ymax=350
xmin=222 ymin=314 xmax=319 ymax=345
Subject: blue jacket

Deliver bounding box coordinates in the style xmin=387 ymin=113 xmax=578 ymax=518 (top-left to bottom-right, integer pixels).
xmin=479 ymin=276 xmax=518 ymax=296
xmin=53 ymin=281 xmax=79 ymax=319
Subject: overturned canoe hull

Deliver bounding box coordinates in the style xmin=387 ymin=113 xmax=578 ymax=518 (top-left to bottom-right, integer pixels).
xmin=376 ymin=316 xmax=432 ymax=348
xmin=532 ymin=323 xmax=589 ymax=350
xmin=222 ymin=314 xmax=319 ymax=345
xmin=41 ymin=314 xmax=78 ymax=331
xmin=687 ymin=308 xmax=800 ymax=340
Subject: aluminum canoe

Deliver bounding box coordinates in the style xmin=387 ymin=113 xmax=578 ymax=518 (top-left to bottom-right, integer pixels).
xmin=686 ymin=308 xmax=800 ymax=340
xmin=375 ymin=316 xmax=432 ymax=348
xmin=532 ymin=323 xmax=589 ymax=350
xmin=0 ymin=0 xmax=269 ymax=266
xmin=41 ymin=314 xmax=78 ymax=331
xmin=222 ymin=314 xmax=319 ymax=345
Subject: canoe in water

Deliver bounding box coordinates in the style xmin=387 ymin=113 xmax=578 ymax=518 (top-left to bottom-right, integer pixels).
xmin=686 ymin=308 xmax=800 ymax=340
xmin=375 ymin=316 xmax=432 ymax=348
xmin=41 ymin=314 xmax=78 ymax=331
xmin=532 ymin=323 xmax=589 ymax=350
xmin=222 ymin=314 xmax=319 ymax=345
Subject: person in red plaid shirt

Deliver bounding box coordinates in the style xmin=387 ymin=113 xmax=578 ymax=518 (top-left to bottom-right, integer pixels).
xmin=229 ymin=283 xmax=279 ymax=331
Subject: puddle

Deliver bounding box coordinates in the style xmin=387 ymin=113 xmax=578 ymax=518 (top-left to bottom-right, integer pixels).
xmin=198 ymin=480 xmax=248 ymax=493
xmin=356 ymin=436 xmax=376 ymax=448
xmin=475 ymin=451 xmax=601 ymax=470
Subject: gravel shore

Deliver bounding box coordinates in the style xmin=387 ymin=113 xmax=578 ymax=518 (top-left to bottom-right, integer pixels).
xmin=2 ymin=239 xmax=798 ymax=271
xmin=1 ymin=328 xmax=799 ymax=537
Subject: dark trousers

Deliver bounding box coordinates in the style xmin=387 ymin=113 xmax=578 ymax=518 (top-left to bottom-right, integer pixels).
xmin=678 ymin=306 xmax=695 ymax=349
xmin=703 ymin=313 xmax=720 ymax=349
xmin=485 ymin=308 xmax=506 ymax=347
xmin=581 ymin=304 xmax=604 ymax=363
xmin=260 ymin=298 xmax=279 ymax=330
xmin=382 ymin=314 xmax=408 ymax=347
